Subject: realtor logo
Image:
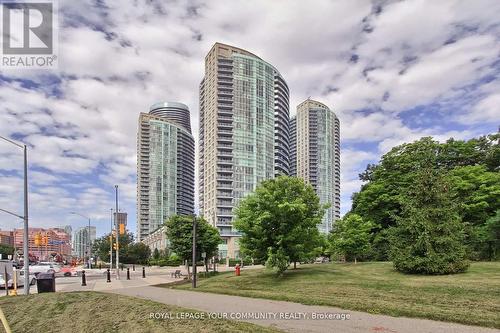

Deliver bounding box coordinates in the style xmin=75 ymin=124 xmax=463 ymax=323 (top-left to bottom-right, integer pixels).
xmin=1 ymin=0 xmax=58 ymax=68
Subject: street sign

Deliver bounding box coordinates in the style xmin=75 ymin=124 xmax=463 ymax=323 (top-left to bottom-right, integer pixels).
xmin=48 ymin=240 xmax=65 ymax=245
xmin=201 ymin=252 xmax=206 ymax=258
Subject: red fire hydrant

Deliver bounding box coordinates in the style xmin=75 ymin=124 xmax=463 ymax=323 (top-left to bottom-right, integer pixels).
xmin=235 ymin=263 xmax=241 ymax=276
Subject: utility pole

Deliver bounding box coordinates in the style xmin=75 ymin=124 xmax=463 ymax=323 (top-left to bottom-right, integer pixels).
xmin=192 ymin=216 xmax=197 ymax=288
xmin=0 ymin=136 xmax=30 ymax=294
xmin=115 ymin=185 xmax=120 ymax=280
xmin=110 ymin=208 xmax=113 ymax=270
xmin=22 ymin=144 xmax=29 ymax=294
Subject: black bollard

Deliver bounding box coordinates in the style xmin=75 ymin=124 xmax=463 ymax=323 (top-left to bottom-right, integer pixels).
xmin=133 ymin=264 xmax=135 ymax=271
xmin=127 ymin=268 xmax=130 ymax=280
xmin=99 ymin=263 xmax=101 ymax=270
xmin=121 ymin=264 xmax=123 ymax=271
xmin=106 ymin=268 xmax=111 ymax=283
xmin=81 ymin=270 xmax=87 ymax=286
xmin=142 ymin=266 xmax=145 ymax=278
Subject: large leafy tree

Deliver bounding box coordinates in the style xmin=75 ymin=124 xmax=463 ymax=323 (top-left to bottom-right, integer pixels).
xmin=352 ymin=132 xmax=499 ymax=260
xmin=479 ymin=210 xmax=500 ymax=261
xmin=390 ymin=167 xmax=469 ymax=274
xmin=329 ymin=214 xmax=374 ymax=263
xmin=93 ymin=232 xmax=139 ymax=264
xmin=234 ymin=176 xmax=326 ymax=276
xmin=165 ymin=215 xmax=222 ymax=274
xmin=447 ymin=165 xmax=500 ymax=259
xmin=0 ymin=244 xmax=14 ymax=257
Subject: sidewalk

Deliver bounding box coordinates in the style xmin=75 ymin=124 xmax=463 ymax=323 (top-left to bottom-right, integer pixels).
xmin=107 ymin=285 xmax=500 ymax=333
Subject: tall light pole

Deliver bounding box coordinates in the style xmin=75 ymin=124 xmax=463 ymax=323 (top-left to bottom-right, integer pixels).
xmin=70 ymin=212 xmax=91 ymax=269
xmin=192 ymin=215 xmax=197 ymax=288
xmin=0 ymin=135 xmax=29 ymax=295
xmin=114 ymin=185 xmax=120 ymax=279
xmin=110 ymin=208 xmax=113 ymax=270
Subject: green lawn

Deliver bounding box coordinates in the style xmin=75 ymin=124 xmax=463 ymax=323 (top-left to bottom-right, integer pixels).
xmin=0 ymin=291 xmax=282 ymax=333
xmin=170 ymin=261 xmax=500 ymax=328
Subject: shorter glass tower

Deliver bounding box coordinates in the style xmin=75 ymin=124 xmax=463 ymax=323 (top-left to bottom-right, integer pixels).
xmin=136 ymin=102 xmax=195 ymax=242
xmin=295 ymin=99 xmax=340 ymax=234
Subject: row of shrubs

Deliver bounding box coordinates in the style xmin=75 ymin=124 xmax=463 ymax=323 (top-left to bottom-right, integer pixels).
xmin=149 ymin=254 xmax=183 ymax=267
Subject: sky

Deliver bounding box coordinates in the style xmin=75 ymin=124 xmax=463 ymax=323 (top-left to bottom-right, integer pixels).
xmin=0 ymin=0 xmax=499 ymax=239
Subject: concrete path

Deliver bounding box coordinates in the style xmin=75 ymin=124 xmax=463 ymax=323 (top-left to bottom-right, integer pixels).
xmin=107 ymin=285 xmax=500 ymax=333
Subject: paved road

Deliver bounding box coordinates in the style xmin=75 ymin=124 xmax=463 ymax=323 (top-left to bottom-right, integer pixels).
xmin=108 ymin=286 xmax=500 ymax=333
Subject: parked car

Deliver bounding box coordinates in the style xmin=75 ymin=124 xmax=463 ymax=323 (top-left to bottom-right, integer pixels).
xmin=30 ymin=262 xmax=57 ymax=276
xmin=60 ymin=266 xmax=77 ymax=277
xmin=0 ymin=270 xmax=36 ymax=289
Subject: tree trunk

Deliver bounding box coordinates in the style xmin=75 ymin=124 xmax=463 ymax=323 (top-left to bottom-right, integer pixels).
xmin=294 ymin=261 xmax=297 ymax=269
xmin=205 ymin=258 xmax=209 ymax=273
xmin=354 ymin=257 xmax=357 ymax=264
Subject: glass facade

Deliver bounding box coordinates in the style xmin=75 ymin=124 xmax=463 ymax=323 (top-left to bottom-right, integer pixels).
xmin=136 ymin=103 xmax=194 ymax=242
xmin=296 ymin=100 xmax=340 ymax=234
xmin=199 ymin=43 xmax=290 ymax=252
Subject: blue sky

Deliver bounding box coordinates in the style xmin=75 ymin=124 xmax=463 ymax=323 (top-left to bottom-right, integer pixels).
xmin=0 ymin=0 xmax=499 ymax=238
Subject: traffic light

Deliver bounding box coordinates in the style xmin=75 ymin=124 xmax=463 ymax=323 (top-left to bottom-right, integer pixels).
xmin=119 ymin=223 xmax=125 ymax=235
xmin=113 ymin=242 xmax=119 ymax=250
xmin=34 ymin=233 xmax=41 ymax=246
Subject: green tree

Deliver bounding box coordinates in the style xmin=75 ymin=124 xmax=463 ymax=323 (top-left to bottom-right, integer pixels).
xmin=234 ymin=176 xmax=326 ymax=276
xmin=127 ymin=242 xmax=151 ymax=264
xmin=165 ymin=215 xmax=222 ymax=275
xmin=329 ymin=214 xmax=373 ymax=263
xmin=92 ymin=232 xmax=135 ymax=264
xmin=152 ymin=248 xmax=160 ymax=260
xmin=389 ymin=167 xmax=469 ymax=274
xmin=447 ymin=165 xmax=500 ymax=259
xmin=483 ymin=210 xmax=500 ymax=260
xmin=0 ymin=244 xmax=14 ymax=257
xmin=352 ymin=132 xmax=499 ymax=261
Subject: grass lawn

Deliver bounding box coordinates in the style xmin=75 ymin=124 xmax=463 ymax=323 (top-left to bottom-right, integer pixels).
xmin=170 ymin=261 xmax=500 ymax=328
xmin=0 ymin=291 xmax=282 ymax=333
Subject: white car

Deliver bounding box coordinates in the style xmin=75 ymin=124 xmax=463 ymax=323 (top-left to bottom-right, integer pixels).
xmin=30 ymin=262 xmax=58 ymax=276
xmin=0 ymin=271 xmax=36 ymax=288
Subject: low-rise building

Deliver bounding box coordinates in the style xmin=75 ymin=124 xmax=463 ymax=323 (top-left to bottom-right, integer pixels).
xmin=13 ymin=227 xmax=71 ymax=261
xmin=141 ymin=226 xmax=168 ymax=253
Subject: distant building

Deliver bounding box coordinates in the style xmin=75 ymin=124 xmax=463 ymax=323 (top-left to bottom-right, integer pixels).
xmin=13 ymin=227 xmax=71 ymax=260
xmin=57 ymin=225 xmax=72 ymax=244
xmin=114 ymin=212 xmax=127 ymax=228
xmin=72 ymin=226 xmax=96 ymax=259
xmin=289 ymin=117 xmax=297 ymax=176
xmin=0 ymin=230 xmax=14 ymax=246
xmin=141 ymin=226 xmax=168 ymax=253
xmin=293 ymin=99 xmax=341 ymax=233
xmin=136 ymin=102 xmax=195 ymax=242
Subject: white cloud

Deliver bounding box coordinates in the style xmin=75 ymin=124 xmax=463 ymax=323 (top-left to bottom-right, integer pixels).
xmin=0 ymin=0 xmax=499 ymax=235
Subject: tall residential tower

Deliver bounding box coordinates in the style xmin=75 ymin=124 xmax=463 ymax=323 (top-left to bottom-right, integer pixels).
xmin=293 ymin=99 xmax=340 ymax=234
xmin=199 ymin=43 xmax=290 ymax=257
xmin=136 ymin=102 xmax=195 ymax=242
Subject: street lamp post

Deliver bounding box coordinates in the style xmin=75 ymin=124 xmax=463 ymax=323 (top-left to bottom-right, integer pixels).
xmin=0 ymin=135 xmax=29 ymax=295
xmin=71 ymin=212 xmax=92 ymax=269
xmin=110 ymin=208 xmax=113 ymax=270
xmin=114 ymin=185 xmax=120 ymax=280
xmin=192 ymin=215 xmax=197 ymax=288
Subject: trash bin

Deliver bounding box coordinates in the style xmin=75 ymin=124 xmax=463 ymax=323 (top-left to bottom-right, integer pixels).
xmin=36 ymin=272 xmax=56 ymax=293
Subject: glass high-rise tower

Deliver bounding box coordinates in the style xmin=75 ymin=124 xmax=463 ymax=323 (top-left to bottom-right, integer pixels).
xmin=136 ymin=102 xmax=195 ymax=242
xmin=199 ymin=43 xmax=290 ymax=257
xmin=293 ymin=99 xmax=340 ymax=234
